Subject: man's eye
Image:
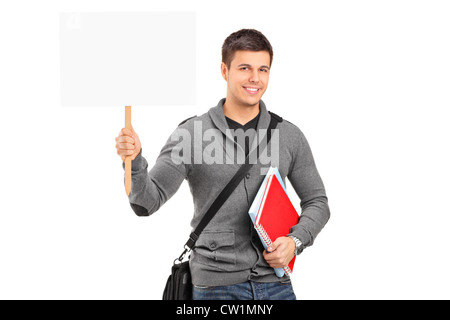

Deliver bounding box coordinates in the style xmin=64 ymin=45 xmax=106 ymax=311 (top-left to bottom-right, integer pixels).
xmin=260 ymin=69 xmax=268 ymax=72
xmin=241 ymin=67 xmax=248 ymax=70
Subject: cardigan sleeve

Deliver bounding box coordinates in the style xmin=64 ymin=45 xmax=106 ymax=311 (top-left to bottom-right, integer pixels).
xmin=286 ymin=128 xmax=330 ymax=248
xmin=122 ymin=126 xmax=189 ymax=216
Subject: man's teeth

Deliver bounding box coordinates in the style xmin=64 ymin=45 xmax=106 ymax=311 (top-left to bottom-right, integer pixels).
xmin=245 ymin=87 xmax=259 ymax=92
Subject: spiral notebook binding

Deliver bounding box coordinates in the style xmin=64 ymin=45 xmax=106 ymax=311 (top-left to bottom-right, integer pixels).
xmin=283 ymin=266 xmax=292 ymax=275
xmin=255 ymin=225 xmax=272 ymax=246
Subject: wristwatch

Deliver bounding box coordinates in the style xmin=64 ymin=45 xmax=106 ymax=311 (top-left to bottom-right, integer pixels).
xmin=288 ymin=235 xmax=303 ymax=256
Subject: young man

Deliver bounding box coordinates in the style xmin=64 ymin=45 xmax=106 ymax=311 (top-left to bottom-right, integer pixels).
xmin=115 ymin=29 xmax=330 ymax=300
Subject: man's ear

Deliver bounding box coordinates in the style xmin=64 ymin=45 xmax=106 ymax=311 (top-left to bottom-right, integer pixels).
xmin=220 ymin=62 xmax=228 ymax=81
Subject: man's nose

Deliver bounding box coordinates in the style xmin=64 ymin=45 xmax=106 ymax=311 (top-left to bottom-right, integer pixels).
xmin=249 ymin=69 xmax=260 ymax=83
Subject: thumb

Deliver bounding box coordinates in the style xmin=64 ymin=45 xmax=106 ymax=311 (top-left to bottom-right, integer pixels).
xmin=129 ymin=125 xmax=138 ymax=138
xmin=267 ymin=239 xmax=281 ymax=253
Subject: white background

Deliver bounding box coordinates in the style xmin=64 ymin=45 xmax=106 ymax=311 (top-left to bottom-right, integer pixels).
xmin=1 ymin=0 xmax=449 ymax=300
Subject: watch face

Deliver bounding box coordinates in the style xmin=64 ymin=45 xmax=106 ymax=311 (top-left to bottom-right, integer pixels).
xmin=293 ymin=239 xmax=303 ymax=256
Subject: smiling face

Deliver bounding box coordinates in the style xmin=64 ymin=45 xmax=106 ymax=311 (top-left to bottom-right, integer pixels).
xmin=221 ymin=50 xmax=271 ymax=109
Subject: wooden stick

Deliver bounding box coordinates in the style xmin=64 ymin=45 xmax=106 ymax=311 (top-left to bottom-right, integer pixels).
xmin=125 ymin=106 xmax=132 ymax=196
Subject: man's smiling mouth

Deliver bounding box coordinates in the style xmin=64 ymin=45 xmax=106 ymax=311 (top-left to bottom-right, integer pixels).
xmin=243 ymin=86 xmax=261 ymax=94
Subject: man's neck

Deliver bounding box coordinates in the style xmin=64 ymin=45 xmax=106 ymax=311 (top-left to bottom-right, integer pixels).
xmin=223 ymin=99 xmax=260 ymax=126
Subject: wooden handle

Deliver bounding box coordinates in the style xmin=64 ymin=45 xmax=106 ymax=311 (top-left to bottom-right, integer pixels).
xmin=125 ymin=106 xmax=132 ymax=196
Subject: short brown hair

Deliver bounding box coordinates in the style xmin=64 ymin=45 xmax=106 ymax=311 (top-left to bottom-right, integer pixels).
xmin=222 ymin=29 xmax=273 ymax=69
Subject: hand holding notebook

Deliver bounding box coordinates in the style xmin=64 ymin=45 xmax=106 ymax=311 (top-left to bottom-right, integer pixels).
xmin=248 ymin=167 xmax=300 ymax=277
xmin=263 ymin=237 xmax=297 ymax=270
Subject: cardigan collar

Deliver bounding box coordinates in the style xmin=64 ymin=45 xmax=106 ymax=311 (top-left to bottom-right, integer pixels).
xmin=208 ymin=98 xmax=272 ymax=161
xmin=208 ymin=98 xmax=271 ymax=139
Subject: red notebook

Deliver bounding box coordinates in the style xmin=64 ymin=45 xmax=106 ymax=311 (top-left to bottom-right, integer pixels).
xmin=255 ymin=173 xmax=300 ymax=275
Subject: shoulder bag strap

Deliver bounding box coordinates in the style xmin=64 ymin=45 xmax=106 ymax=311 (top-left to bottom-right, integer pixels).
xmin=182 ymin=112 xmax=282 ymax=254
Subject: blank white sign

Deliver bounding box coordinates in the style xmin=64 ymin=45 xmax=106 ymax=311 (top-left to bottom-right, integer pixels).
xmin=60 ymin=12 xmax=196 ymax=107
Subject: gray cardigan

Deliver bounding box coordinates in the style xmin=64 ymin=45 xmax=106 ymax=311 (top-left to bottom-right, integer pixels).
xmin=123 ymin=98 xmax=330 ymax=286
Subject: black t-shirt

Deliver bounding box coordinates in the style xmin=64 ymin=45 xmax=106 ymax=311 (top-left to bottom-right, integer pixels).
xmin=225 ymin=111 xmax=260 ymax=158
